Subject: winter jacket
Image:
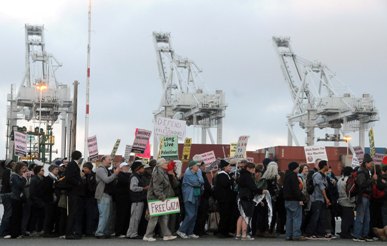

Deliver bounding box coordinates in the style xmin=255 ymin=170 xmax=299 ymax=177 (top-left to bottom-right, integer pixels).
xmin=182 ymin=168 xmax=204 ymax=203
xmin=283 ymin=170 xmax=304 ymax=201
xmin=337 ymin=176 xmax=355 ymax=208
xmin=147 ymin=166 xmax=175 ymax=201
xmin=214 ymin=171 xmax=233 ymax=203
xmin=95 ymin=166 xmax=117 ymax=200
xmin=356 ymin=167 xmax=372 ymax=197
xmin=238 ymin=168 xmax=262 ymax=201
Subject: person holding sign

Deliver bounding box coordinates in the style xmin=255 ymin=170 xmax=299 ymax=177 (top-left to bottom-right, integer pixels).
xmin=176 ymin=160 xmax=204 ymax=239
xmin=143 ymin=158 xmax=177 ymax=242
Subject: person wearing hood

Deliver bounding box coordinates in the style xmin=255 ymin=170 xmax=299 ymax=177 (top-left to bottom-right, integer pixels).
xmin=283 ymin=162 xmax=306 ymax=241
xmin=176 ymin=160 xmax=204 ymax=239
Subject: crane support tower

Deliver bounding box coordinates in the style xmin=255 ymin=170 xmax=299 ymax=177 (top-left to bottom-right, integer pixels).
xmin=152 ymin=32 xmax=226 ymax=154
xmin=273 ymin=37 xmax=379 ymax=148
xmin=6 ymin=25 xmax=73 ymax=161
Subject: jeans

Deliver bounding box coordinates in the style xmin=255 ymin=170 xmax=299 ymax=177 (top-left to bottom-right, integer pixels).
xmin=0 ymin=193 xmax=12 ymax=236
xmin=353 ymin=197 xmax=370 ymax=239
xmin=305 ymin=201 xmax=326 ymax=236
xmin=95 ymin=194 xmax=112 ymax=236
xmin=179 ymin=199 xmax=199 ymax=235
xmin=285 ymin=201 xmax=302 ymax=239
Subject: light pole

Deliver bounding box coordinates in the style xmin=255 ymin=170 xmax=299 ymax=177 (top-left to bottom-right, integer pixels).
xmin=343 ymin=135 xmax=352 ymax=155
xmin=36 ymin=81 xmax=47 ymax=161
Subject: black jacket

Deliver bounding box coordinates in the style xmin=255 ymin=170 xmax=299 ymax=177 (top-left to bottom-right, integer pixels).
xmin=356 ymin=167 xmax=372 ymax=197
xmin=64 ymin=160 xmax=82 ymax=195
xmin=129 ymin=173 xmax=146 ymax=203
xmin=1 ymin=168 xmax=12 ymax=193
xmin=29 ymin=175 xmax=44 ymax=208
xmin=41 ymin=175 xmax=57 ymax=203
xmin=10 ymin=173 xmax=27 ymax=201
xmin=80 ymin=172 xmax=96 ymax=198
xmin=115 ymin=172 xmax=130 ymax=199
xmin=283 ymin=170 xmax=304 ymax=201
xmin=238 ymin=169 xmax=262 ymax=201
xmin=214 ymin=171 xmax=234 ymax=203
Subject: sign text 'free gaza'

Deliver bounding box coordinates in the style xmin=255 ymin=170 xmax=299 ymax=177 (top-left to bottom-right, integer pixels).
xmin=148 ymin=197 xmax=180 ymax=217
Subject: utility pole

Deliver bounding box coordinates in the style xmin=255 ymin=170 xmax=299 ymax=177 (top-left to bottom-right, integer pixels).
xmin=84 ymin=0 xmax=92 ymax=160
xmin=71 ymin=81 xmax=79 ymax=155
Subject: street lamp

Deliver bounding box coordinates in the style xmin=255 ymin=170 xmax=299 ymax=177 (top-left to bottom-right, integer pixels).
xmin=343 ymin=135 xmax=352 ymax=155
xmin=35 ymin=81 xmax=47 ymax=161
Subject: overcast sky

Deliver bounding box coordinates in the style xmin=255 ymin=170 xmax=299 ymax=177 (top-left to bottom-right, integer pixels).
xmin=0 ymin=0 xmax=386 ymax=158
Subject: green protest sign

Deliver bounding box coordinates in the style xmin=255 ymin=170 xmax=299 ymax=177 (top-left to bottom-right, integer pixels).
xmin=160 ymin=136 xmax=178 ymax=160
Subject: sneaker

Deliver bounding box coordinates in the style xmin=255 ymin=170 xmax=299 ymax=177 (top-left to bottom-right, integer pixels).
xmin=235 ymin=235 xmax=241 ymax=240
xmin=118 ymin=235 xmax=126 ymax=239
xmin=163 ymin=235 xmax=177 ymax=241
xmin=143 ymin=236 xmax=156 ymax=242
xmin=241 ymin=236 xmax=255 ymax=241
xmin=3 ymin=235 xmax=11 ymax=239
xmin=176 ymin=231 xmax=189 ymax=239
xmin=305 ymin=235 xmax=317 ymax=240
xmin=293 ymin=236 xmax=307 ymax=241
xmin=353 ymin=237 xmax=366 ymax=242
xmin=59 ymin=235 xmax=66 ymax=239
xmin=188 ymin=234 xmax=199 ymax=239
xmin=365 ymin=238 xmax=375 ymax=242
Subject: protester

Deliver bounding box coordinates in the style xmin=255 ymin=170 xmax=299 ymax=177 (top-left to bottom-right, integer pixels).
xmin=283 ymin=162 xmax=305 ymax=241
xmin=194 ymin=161 xmax=212 ymax=236
xmin=0 ymin=159 xmax=16 ymax=238
xmin=115 ymin=162 xmax=131 ymax=238
xmin=337 ymin=166 xmax=355 ymax=239
xmin=95 ymin=156 xmax=120 ymax=239
xmin=29 ymin=165 xmax=45 ymax=236
xmin=262 ymin=161 xmax=280 ymax=235
xmin=126 ymin=161 xmax=148 ymax=239
xmin=143 ymin=158 xmax=177 ymax=242
xmin=177 ymin=160 xmax=204 ymax=239
xmin=325 ymin=166 xmax=338 ymax=238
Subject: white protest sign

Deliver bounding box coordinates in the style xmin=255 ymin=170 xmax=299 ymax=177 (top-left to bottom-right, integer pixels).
xmin=132 ymin=129 xmax=152 ymax=154
xmin=351 ymin=157 xmax=360 ymax=167
xmin=304 ymin=146 xmax=328 ymax=164
xmin=373 ymin=153 xmax=385 ymax=165
xmin=124 ymin=145 xmax=132 ymax=161
xmin=154 ymin=117 xmax=186 ymax=140
xmin=174 ymin=160 xmax=183 ymax=179
xmin=353 ymin=146 xmax=364 ymax=163
xmin=14 ymin=131 xmax=27 ymax=156
xmin=193 ymin=151 xmax=216 ymax=165
xmin=148 ymin=197 xmax=180 ymax=217
xmin=247 ymin=157 xmax=255 ymax=163
xmin=87 ymin=135 xmax=99 ymax=161
xmin=234 ymin=136 xmax=249 ymax=159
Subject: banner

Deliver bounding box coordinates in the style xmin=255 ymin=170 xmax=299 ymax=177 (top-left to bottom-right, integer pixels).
xmin=234 ymin=136 xmax=249 ymax=159
xmin=193 ymin=151 xmax=216 ymax=165
xmin=160 ymin=136 xmax=178 ymax=160
xmin=110 ymin=139 xmax=121 ymax=159
xmin=369 ymin=128 xmax=375 ymax=158
xmin=230 ymin=143 xmax=237 ymax=157
xmin=148 ymin=197 xmax=180 ymax=217
xmin=373 ymin=153 xmax=385 ymax=165
xmin=154 ymin=117 xmax=186 ymax=140
xmin=87 ymin=135 xmax=99 ymax=161
xmin=182 ymin=138 xmax=192 ymax=161
xmin=304 ymin=146 xmax=328 ymax=164
xmin=353 ymin=146 xmax=364 ymax=163
xmin=14 ymin=131 xmax=27 ymax=156
xmin=132 ymin=129 xmax=152 ymax=154
xmin=124 ymin=145 xmax=132 ymax=161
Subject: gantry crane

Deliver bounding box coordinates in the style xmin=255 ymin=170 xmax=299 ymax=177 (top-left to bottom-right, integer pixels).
xmin=152 ymin=32 xmax=226 ymax=154
xmin=6 ymin=25 xmax=73 ymax=161
xmin=273 ymin=37 xmax=379 ymax=148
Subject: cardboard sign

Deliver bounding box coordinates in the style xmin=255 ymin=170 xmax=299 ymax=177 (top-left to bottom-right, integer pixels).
xmin=369 ymin=128 xmax=375 ymax=158
xmin=160 ymin=136 xmax=178 ymax=160
xmin=132 ymin=129 xmax=152 ymax=154
xmin=124 ymin=145 xmax=132 ymax=161
xmin=373 ymin=153 xmax=386 ymax=165
xmin=182 ymin=138 xmax=192 ymax=161
xmin=87 ymin=135 xmax=99 ymax=161
xmin=304 ymin=146 xmax=328 ymax=164
xmin=110 ymin=139 xmax=121 ymax=159
xmin=234 ymin=136 xmax=249 ymax=159
xmin=247 ymin=157 xmax=255 ymax=163
xmin=14 ymin=131 xmax=27 ymax=156
xmin=230 ymin=143 xmax=237 ymax=157
xmin=148 ymin=197 xmax=180 ymax=217
xmin=353 ymin=146 xmax=364 ymax=163
xmin=193 ymin=151 xmax=216 ymax=164
xmin=154 ymin=117 xmax=186 ymax=140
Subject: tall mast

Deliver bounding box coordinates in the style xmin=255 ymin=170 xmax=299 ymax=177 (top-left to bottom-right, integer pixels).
xmin=84 ymin=0 xmax=92 ymax=160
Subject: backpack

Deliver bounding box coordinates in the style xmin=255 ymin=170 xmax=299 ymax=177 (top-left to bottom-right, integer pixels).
xmin=372 ymin=183 xmax=385 ymax=199
xmin=306 ymin=170 xmax=316 ymax=195
xmin=345 ymin=171 xmax=358 ymax=197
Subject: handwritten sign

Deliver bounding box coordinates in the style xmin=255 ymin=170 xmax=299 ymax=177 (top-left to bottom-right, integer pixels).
xmin=230 ymin=143 xmax=237 ymax=157
xmin=124 ymin=145 xmax=132 ymax=161
xmin=160 ymin=136 xmax=178 ymax=160
xmin=353 ymin=146 xmax=364 ymax=163
xmin=193 ymin=151 xmax=216 ymax=164
xmin=132 ymin=129 xmax=152 ymax=154
xmin=14 ymin=131 xmax=27 ymax=156
xmin=304 ymin=146 xmax=328 ymax=164
xmin=234 ymin=136 xmax=249 ymax=159
xmin=148 ymin=197 xmax=180 ymax=217
xmin=87 ymin=135 xmax=99 ymax=161
xmin=373 ymin=153 xmax=386 ymax=165
xmin=154 ymin=117 xmax=186 ymax=140
xmin=369 ymin=128 xmax=375 ymax=158
xmin=182 ymin=138 xmax=192 ymax=161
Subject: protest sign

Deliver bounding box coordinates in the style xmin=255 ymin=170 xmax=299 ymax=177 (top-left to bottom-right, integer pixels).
xmin=193 ymin=151 xmax=216 ymax=164
xmin=124 ymin=145 xmax=132 ymax=161
xmin=353 ymin=146 xmax=364 ymax=163
xmin=230 ymin=143 xmax=237 ymax=157
xmin=14 ymin=131 xmax=27 ymax=156
xmin=247 ymin=157 xmax=255 ymax=163
xmin=234 ymin=136 xmax=249 ymax=159
xmin=87 ymin=135 xmax=99 ymax=161
xmin=154 ymin=117 xmax=186 ymax=140
xmin=369 ymin=128 xmax=375 ymax=158
xmin=110 ymin=139 xmax=121 ymax=159
xmin=182 ymin=138 xmax=192 ymax=161
xmin=148 ymin=197 xmax=180 ymax=217
xmin=132 ymin=129 xmax=152 ymax=154
xmin=160 ymin=136 xmax=178 ymax=160
xmin=373 ymin=153 xmax=385 ymax=165
xmin=304 ymin=146 xmax=328 ymax=164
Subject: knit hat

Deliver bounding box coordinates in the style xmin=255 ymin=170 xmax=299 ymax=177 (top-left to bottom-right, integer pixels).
xmin=131 ymin=161 xmax=144 ymax=171
xmin=363 ymin=153 xmax=373 ymax=164
xmin=188 ymin=160 xmax=199 ymax=168
xmin=83 ymin=162 xmax=93 ymax=170
xmin=288 ymin=162 xmax=299 ymax=171
xmin=219 ymin=159 xmax=230 ymax=169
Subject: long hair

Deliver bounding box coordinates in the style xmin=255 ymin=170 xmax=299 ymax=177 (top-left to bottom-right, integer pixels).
xmin=262 ymin=161 xmax=279 ymax=180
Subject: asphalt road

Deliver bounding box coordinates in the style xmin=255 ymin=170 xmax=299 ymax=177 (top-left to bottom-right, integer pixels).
xmin=0 ymin=236 xmax=386 ymax=246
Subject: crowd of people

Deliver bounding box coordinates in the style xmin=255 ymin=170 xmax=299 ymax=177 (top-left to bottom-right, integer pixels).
xmin=0 ymin=151 xmax=386 ymax=242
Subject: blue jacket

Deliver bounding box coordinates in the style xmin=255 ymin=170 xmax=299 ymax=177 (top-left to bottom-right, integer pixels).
xmin=182 ymin=168 xmax=204 ymax=203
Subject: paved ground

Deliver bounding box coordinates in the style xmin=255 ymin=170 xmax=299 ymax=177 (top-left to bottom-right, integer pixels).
xmin=0 ymin=236 xmax=385 ymax=246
